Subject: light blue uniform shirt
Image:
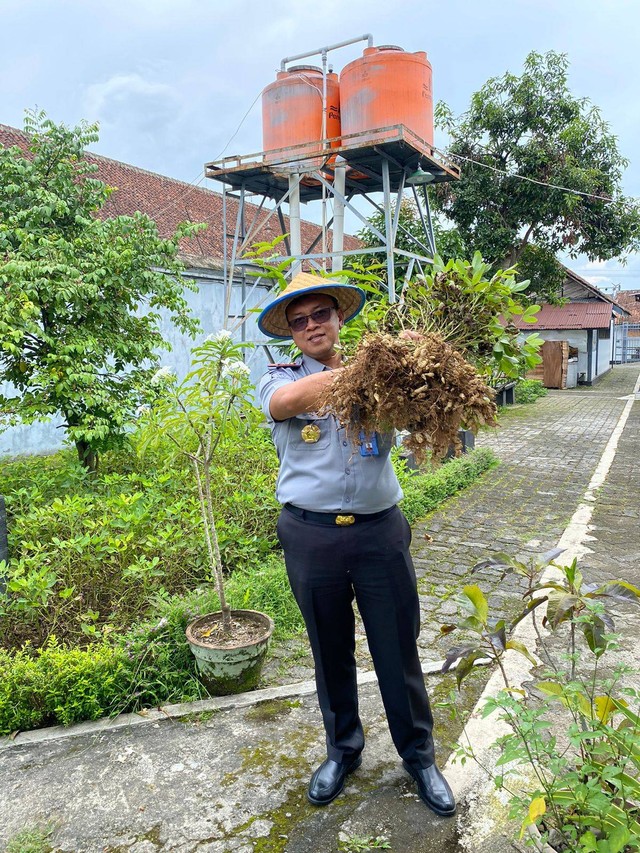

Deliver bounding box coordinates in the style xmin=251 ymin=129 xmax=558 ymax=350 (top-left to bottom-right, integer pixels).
xmin=258 ymin=354 xmax=403 ymax=513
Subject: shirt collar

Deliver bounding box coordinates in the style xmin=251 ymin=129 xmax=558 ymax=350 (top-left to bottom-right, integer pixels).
xmin=302 ymin=354 xmax=337 ymax=374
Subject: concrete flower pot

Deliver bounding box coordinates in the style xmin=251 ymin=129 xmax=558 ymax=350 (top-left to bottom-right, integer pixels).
xmin=185 ymin=609 xmax=274 ymax=695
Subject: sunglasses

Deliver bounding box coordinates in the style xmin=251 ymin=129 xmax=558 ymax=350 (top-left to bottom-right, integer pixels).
xmin=287 ymin=306 xmax=335 ymax=333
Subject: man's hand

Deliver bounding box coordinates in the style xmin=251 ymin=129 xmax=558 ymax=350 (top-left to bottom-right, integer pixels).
xmin=399 ymin=330 xmax=425 ymax=342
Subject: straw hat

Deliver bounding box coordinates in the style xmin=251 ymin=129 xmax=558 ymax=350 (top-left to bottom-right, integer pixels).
xmin=258 ymin=272 xmax=366 ymax=339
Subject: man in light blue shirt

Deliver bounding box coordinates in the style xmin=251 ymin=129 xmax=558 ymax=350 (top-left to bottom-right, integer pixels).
xmin=257 ymin=272 xmax=455 ymax=817
xmin=259 ymin=352 xmax=401 ymax=513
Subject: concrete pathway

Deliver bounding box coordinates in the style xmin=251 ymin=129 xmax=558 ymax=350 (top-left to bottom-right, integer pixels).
xmin=1 ymin=365 xmax=639 ymax=853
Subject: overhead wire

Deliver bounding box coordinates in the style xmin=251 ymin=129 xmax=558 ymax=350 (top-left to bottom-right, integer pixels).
xmin=149 ymin=89 xmax=263 ymax=222
xmin=432 ymin=145 xmax=640 ymax=210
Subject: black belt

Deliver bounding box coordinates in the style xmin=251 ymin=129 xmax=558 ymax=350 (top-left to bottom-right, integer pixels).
xmin=284 ymin=503 xmax=394 ymax=526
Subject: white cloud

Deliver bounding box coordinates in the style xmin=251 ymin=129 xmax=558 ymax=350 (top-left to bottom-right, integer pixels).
xmin=84 ymin=74 xmax=180 ymax=133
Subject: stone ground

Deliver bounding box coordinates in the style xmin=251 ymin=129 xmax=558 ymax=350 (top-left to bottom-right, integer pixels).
xmin=1 ymin=364 xmax=639 ymax=853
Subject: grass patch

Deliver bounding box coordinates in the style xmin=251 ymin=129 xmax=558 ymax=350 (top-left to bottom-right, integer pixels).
xmin=4 ymin=825 xmax=54 ymax=853
xmin=514 ymin=378 xmax=548 ymax=404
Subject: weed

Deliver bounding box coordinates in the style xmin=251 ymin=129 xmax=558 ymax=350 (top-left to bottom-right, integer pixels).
xmin=4 ymin=824 xmax=54 ymax=853
xmin=338 ymin=835 xmax=391 ymax=852
xmin=514 ymin=379 xmax=547 ymax=404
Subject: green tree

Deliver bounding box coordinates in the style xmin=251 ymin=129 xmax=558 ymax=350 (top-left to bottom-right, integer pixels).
xmin=0 ymin=110 xmax=203 ymax=472
xmin=433 ymin=51 xmax=640 ymax=302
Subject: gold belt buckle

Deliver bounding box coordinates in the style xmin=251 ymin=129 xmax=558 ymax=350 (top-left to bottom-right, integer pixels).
xmin=335 ymin=514 xmax=355 ymax=526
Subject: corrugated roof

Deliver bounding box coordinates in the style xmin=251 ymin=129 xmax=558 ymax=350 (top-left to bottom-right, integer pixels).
xmin=514 ymin=301 xmax=614 ymax=330
xmin=0 ymin=123 xmax=361 ymax=265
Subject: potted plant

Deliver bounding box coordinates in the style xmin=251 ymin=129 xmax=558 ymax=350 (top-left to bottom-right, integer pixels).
xmin=139 ymin=332 xmax=274 ymax=694
xmin=443 ymin=550 xmax=640 ymax=852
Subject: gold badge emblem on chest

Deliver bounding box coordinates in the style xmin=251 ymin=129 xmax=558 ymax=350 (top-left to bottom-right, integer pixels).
xmin=301 ymin=424 xmax=321 ymax=443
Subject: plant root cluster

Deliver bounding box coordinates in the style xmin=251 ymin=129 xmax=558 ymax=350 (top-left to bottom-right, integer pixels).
xmin=323 ymin=332 xmax=497 ymax=463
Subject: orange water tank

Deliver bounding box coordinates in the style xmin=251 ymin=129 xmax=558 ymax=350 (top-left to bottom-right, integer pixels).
xmin=262 ymin=65 xmax=341 ymax=161
xmin=339 ymin=46 xmax=433 ymax=147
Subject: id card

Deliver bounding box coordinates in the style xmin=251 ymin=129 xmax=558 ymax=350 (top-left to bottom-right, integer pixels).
xmin=359 ymin=431 xmax=379 ymax=457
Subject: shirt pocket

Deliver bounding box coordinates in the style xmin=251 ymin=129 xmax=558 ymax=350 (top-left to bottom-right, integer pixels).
xmin=288 ymin=413 xmax=333 ymax=452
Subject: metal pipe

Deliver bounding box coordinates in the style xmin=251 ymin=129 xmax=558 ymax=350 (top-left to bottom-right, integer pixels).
xmin=289 ymin=174 xmax=302 ymax=276
xmin=280 ymin=34 xmax=373 ymax=70
xmin=332 ymin=157 xmax=346 ymax=272
xmin=381 ymin=158 xmax=396 ymax=302
xmin=321 ymin=50 xmax=328 ymax=270
xmin=422 ymin=185 xmax=436 ymax=257
xmin=312 ymin=171 xmax=387 ymax=241
xmin=225 ymin=183 xmax=245 ymax=326
xmin=222 ymin=184 xmax=228 ymax=316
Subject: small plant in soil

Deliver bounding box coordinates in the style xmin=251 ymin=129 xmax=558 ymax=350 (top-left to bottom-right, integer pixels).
xmin=338 ymin=835 xmax=391 ymax=852
xmin=444 ymin=550 xmax=640 ymax=851
xmin=138 ymin=332 xmax=263 ymax=640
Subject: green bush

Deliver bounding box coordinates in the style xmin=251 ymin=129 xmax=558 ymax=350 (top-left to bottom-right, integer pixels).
xmin=0 ymin=639 xmax=128 ymax=734
xmin=396 ymin=447 xmax=497 ymax=524
xmin=0 ymin=440 xmax=496 ymax=736
xmin=0 ymin=429 xmax=280 ymax=648
xmin=514 ymin=378 xmax=547 ymax=404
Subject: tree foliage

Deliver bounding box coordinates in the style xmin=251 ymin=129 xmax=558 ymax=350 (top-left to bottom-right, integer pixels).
xmin=433 ymin=51 xmax=640 ymax=302
xmin=0 ymin=110 xmax=203 ymax=471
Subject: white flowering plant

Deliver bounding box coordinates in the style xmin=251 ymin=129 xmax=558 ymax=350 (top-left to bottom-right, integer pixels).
xmin=138 ymin=334 xmax=261 ymax=633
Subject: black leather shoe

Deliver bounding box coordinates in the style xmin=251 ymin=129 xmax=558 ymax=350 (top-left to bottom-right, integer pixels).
xmin=402 ymin=760 xmax=456 ymax=816
xmin=307 ymin=755 xmax=362 ymax=806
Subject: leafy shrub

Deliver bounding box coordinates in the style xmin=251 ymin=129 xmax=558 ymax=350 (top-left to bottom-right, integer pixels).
xmin=514 ymin=378 xmax=547 ymax=404
xmin=445 ymin=553 xmax=640 ymax=851
xmin=0 ymin=440 xmax=495 ymax=735
xmin=0 ymin=429 xmax=280 ymax=648
xmin=0 ymin=639 xmax=128 ymax=734
xmin=395 ymin=447 xmax=497 ymax=524
xmin=0 ymin=557 xmax=304 ymax=733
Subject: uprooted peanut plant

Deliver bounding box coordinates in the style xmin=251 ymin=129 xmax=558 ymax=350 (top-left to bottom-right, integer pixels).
xmin=324 ymin=332 xmax=497 ymax=463
xmin=322 ymin=253 xmax=542 ymax=461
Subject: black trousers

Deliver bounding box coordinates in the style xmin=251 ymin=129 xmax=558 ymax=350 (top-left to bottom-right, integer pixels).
xmin=277 ymin=505 xmax=435 ymax=768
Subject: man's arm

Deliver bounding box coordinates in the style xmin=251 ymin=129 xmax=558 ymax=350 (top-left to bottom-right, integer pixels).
xmin=269 ymin=370 xmax=336 ymax=421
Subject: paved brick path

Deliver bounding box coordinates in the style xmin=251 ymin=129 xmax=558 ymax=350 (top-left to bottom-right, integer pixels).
xmin=413 ymin=366 xmax=640 ymax=661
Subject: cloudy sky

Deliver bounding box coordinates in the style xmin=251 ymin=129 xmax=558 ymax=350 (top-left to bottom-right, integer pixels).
xmin=3 ymin=0 xmax=639 ymax=291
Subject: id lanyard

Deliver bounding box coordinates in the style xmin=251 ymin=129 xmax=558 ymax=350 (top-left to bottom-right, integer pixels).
xmin=359 ymin=431 xmax=379 ymax=457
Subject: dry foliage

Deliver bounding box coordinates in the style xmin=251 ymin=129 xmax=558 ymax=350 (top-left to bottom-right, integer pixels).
xmin=322 ymin=332 xmax=497 ymax=463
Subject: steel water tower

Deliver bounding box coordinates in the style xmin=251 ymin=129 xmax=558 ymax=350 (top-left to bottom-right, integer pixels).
xmin=205 ymin=35 xmax=460 ymax=335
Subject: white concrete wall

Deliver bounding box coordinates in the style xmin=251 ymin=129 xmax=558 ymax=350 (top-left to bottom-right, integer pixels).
xmin=596 ymin=329 xmax=612 ymax=378
xmin=519 ymin=327 xmax=612 ymax=384
xmin=530 ymin=329 xmax=588 ymax=380
xmin=0 ymin=274 xmax=275 ymax=459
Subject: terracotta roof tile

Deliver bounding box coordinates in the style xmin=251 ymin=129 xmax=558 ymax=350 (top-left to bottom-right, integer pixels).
xmin=0 ymin=123 xmax=361 ymax=265
xmin=614 ymin=291 xmax=640 ymax=323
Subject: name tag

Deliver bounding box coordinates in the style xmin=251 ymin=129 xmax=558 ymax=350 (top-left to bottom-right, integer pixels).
xmin=359 ymin=431 xmax=379 ymax=457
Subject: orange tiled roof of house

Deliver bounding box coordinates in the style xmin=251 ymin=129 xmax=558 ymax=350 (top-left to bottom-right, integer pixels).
xmin=0 ymin=123 xmax=361 ymax=267
xmin=614 ymin=290 xmax=640 ymax=323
